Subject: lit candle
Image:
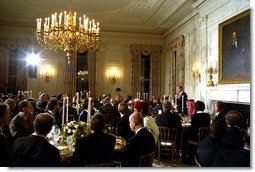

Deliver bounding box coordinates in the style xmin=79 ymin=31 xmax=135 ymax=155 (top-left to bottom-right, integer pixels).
xmin=175 ymin=95 xmax=177 ymax=110
xmin=182 ymin=95 xmax=184 ymax=113
xmin=87 ymin=97 xmax=92 ymax=123
xmin=76 ymin=92 xmax=79 ymax=105
xmin=18 ymin=90 xmax=20 ymax=96
xmin=66 ymin=97 xmax=69 ymax=122
xmin=73 ymin=12 xmax=76 ymax=25
xmin=62 ymin=97 xmax=65 ymax=125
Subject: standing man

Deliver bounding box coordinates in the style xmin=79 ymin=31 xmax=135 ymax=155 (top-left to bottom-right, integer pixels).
xmin=176 ymin=85 xmax=188 ymax=115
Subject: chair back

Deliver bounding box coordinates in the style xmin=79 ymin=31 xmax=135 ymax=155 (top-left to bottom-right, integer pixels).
xmin=198 ymin=127 xmax=210 ymax=143
xmin=158 ymin=126 xmax=177 ymax=144
xmin=139 ymin=152 xmax=154 ymax=167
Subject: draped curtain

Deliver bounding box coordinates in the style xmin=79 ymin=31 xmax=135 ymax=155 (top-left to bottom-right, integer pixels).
xmin=0 ymin=38 xmax=31 ymax=92
xmin=166 ymin=35 xmax=185 ymax=96
xmin=130 ymin=44 xmax=162 ymax=99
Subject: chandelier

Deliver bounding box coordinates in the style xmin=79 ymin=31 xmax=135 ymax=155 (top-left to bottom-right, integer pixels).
xmin=35 ymin=0 xmax=100 ymax=64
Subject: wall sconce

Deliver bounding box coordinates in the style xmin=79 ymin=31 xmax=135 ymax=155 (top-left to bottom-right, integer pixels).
xmin=108 ymin=67 xmax=120 ymax=84
xmin=42 ymin=72 xmax=52 ymax=83
xmin=42 ymin=66 xmax=53 ymax=83
xmin=192 ymin=64 xmax=201 ymax=82
xmin=206 ymin=67 xmax=217 ymax=86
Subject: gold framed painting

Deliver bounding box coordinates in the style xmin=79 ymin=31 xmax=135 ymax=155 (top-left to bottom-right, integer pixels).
xmin=218 ymin=10 xmax=250 ymax=84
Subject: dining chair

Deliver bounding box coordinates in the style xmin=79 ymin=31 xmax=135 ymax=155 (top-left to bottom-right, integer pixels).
xmin=139 ymin=152 xmax=154 ymax=167
xmin=187 ymin=127 xmax=210 ymax=146
xmin=157 ymin=127 xmax=177 ymax=165
xmin=186 ymin=127 xmax=210 ymax=164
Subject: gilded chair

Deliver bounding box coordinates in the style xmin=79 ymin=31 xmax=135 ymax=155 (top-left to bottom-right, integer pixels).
xmin=139 ymin=152 xmax=154 ymax=167
xmin=186 ymin=127 xmax=210 ymax=164
xmin=157 ymin=127 xmax=177 ymax=165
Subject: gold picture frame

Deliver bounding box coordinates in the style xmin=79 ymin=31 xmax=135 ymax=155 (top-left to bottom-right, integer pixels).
xmin=218 ymin=10 xmax=250 ymax=84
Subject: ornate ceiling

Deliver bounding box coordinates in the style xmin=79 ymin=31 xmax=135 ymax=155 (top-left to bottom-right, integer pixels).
xmin=0 ymin=0 xmax=197 ymax=35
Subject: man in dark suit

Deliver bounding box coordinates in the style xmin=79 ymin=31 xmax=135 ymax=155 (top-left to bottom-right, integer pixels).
xmin=12 ymin=113 xmax=61 ymax=167
xmin=196 ymin=121 xmax=226 ymax=167
xmin=69 ymin=113 xmax=116 ymax=166
xmin=156 ymin=101 xmax=183 ymax=152
xmin=115 ymin=102 xmax=134 ymax=141
xmin=181 ymin=100 xmax=210 ymax=164
xmin=120 ymin=111 xmax=156 ymax=167
xmin=176 ymin=85 xmax=188 ymax=115
xmin=0 ymin=103 xmax=12 ymax=166
xmin=213 ymin=101 xmax=229 ymax=126
xmin=9 ymin=100 xmax=34 ymax=139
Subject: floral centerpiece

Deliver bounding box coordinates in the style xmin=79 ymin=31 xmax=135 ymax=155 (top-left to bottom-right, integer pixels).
xmin=64 ymin=121 xmax=87 ymax=139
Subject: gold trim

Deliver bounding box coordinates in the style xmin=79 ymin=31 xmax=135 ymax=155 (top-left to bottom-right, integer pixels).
xmin=218 ymin=9 xmax=250 ymax=84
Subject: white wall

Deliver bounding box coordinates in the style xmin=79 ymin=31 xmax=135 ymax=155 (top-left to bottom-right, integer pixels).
xmin=163 ymin=0 xmax=250 ymax=106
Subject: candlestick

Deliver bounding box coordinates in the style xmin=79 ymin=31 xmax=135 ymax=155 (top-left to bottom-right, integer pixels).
xmin=66 ymin=97 xmax=69 ymax=122
xmin=62 ymin=97 xmax=65 ymax=125
xmin=182 ymin=95 xmax=184 ymax=113
xmin=87 ymin=97 xmax=92 ymax=123
xmin=175 ymin=95 xmax=177 ymax=110
xmin=76 ymin=92 xmax=79 ymax=105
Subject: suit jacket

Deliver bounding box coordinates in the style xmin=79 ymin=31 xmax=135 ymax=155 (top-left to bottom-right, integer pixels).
xmin=211 ymin=147 xmax=250 ymax=167
xmin=156 ymin=111 xmax=182 ymax=133
xmin=115 ymin=114 xmax=134 ymax=141
xmin=156 ymin=111 xmax=183 ymax=144
xmin=0 ymin=131 xmax=12 ymax=166
xmin=121 ymin=127 xmax=156 ymax=167
xmin=70 ymin=131 xmax=116 ymax=166
xmin=185 ymin=112 xmax=210 ymax=141
xmin=12 ymin=135 xmax=60 ymax=167
xmin=196 ymin=136 xmax=221 ymax=167
xmin=221 ymin=126 xmax=244 ymax=150
xmin=9 ymin=113 xmax=34 ymax=139
xmin=177 ymin=91 xmax=188 ymax=115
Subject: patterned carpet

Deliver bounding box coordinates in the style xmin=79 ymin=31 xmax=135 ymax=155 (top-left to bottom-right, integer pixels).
xmin=152 ymin=158 xmax=196 ymax=168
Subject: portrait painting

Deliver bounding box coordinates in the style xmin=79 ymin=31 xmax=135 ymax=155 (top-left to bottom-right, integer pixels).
xmin=218 ymin=10 xmax=250 ymax=84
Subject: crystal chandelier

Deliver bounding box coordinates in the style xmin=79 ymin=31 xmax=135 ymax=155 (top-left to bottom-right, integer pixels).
xmin=35 ymin=0 xmax=100 ymax=64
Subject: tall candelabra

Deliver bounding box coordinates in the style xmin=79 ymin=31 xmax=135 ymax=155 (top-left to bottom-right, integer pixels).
xmin=206 ymin=67 xmax=217 ymax=86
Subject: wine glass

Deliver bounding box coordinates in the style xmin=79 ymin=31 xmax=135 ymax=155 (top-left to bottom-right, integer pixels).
xmin=66 ymin=135 xmax=73 ymax=150
xmin=53 ymin=133 xmax=60 ymax=144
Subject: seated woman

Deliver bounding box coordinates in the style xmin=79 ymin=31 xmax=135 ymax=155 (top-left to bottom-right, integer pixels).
xmin=69 ymin=112 xmax=116 ymax=166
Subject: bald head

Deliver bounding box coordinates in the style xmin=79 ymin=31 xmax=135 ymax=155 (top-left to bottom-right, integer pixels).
xmin=34 ymin=113 xmax=54 ymax=136
xmin=129 ymin=111 xmax=144 ymax=132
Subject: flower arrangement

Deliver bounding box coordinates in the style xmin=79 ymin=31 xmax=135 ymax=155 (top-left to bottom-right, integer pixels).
xmin=64 ymin=121 xmax=86 ymax=138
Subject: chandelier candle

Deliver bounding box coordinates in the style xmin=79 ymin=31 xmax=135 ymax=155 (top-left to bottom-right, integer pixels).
xmin=35 ymin=0 xmax=100 ymax=64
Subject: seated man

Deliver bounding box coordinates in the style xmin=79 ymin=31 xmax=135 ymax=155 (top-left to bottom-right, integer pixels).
xmin=119 ymin=111 xmax=156 ymax=167
xmin=9 ymin=100 xmax=34 ymax=139
xmin=196 ymin=121 xmax=226 ymax=167
xmin=12 ymin=113 xmax=61 ymax=167
xmin=69 ymin=113 xmax=116 ymax=166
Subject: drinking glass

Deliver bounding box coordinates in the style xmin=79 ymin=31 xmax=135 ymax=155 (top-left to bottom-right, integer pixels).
xmin=66 ymin=135 xmax=73 ymax=149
